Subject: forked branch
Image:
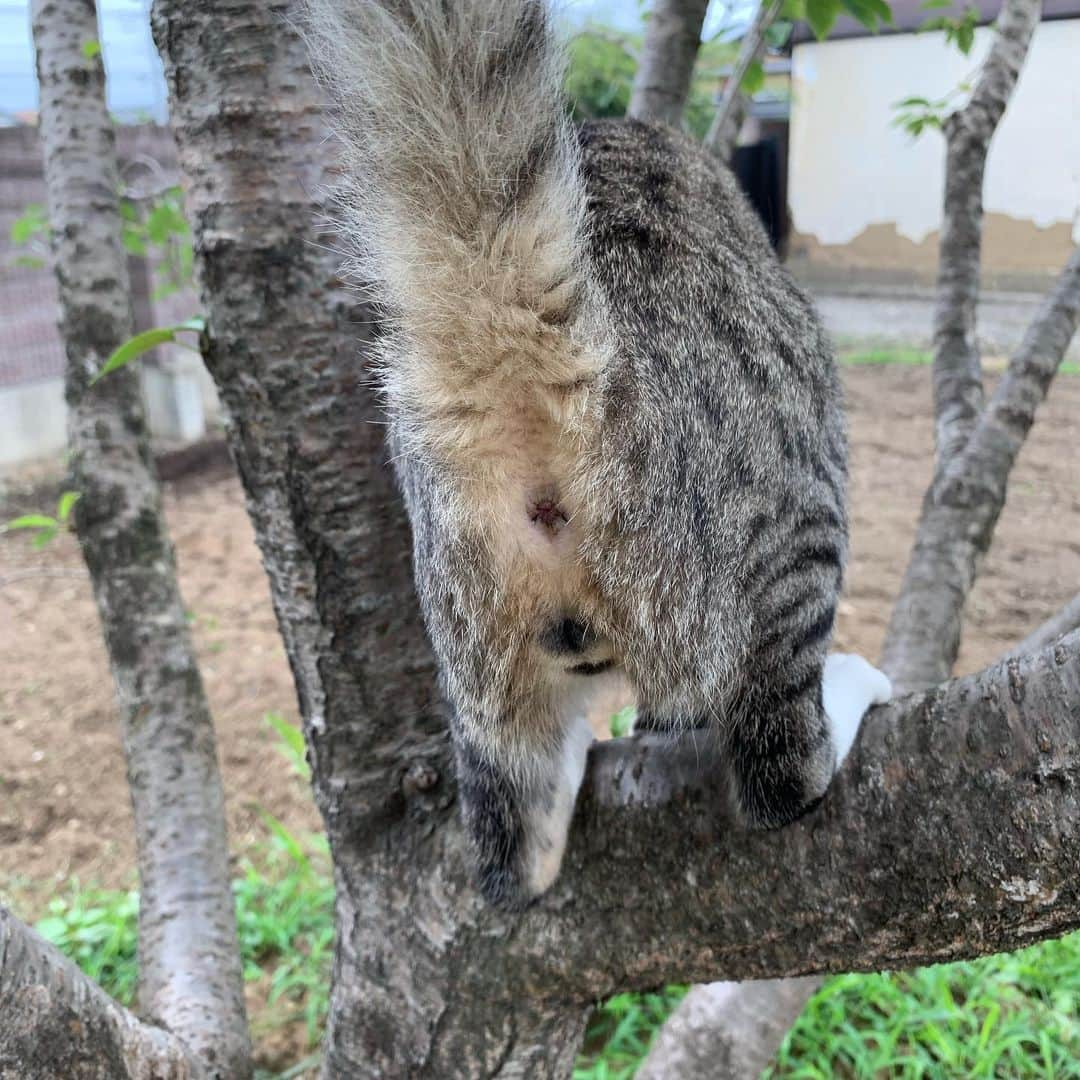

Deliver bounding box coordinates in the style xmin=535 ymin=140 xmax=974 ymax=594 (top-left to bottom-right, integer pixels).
xmin=931 ymin=0 xmax=1041 ymax=471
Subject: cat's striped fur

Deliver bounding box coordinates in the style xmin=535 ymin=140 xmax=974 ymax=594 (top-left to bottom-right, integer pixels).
xmin=305 ymin=0 xmax=891 ymax=909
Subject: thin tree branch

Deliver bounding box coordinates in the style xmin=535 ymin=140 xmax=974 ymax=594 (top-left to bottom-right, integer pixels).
xmin=1008 ymin=592 xmax=1080 ymax=659
xmin=30 ymin=0 xmax=249 ymax=1073
xmin=627 ymin=0 xmax=711 ymax=127
xmin=884 ymin=245 xmax=1080 ymax=693
xmin=638 ymin=976 xmax=820 ymax=1078
xmin=931 ymin=0 xmax=1041 ymax=473
xmin=0 ymin=905 xmax=193 ymax=1079
xmin=703 ymin=0 xmax=783 ymax=160
xmin=532 ymin=631 xmax=1080 ymax=995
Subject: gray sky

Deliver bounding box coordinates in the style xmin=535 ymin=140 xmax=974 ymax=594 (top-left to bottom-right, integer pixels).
xmin=0 ymin=0 xmax=755 ymax=123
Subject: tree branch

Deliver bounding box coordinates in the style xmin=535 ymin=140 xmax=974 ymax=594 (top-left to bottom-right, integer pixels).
xmin=0 ymin=906 xmax=193 ymax=1079
xmin=884 ymin=245 xmax=1080 ymax=692
xmin=638 ymin=977 xmax=820 ymax=1078
xmin=703 ymin=0 xmax=783 ymax=160
xmin=529 ymin=631 xmax=1080 ymax=995
xmin=1008 ymin=592 xmax=1080 ymax=659
xmin=627 ymin=0 xmax=711 ymax=127
xmin=30 ymin=0 xmax=249 ymax=1073
xmin=931 ymin=0 xmax=1041 ymax=472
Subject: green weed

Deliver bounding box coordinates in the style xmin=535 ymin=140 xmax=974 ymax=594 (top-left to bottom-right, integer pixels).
xmin=840 ymin=348 xmax=933 ymax=367
xmin=840 ymin=347 xmax=1080 ymax=375
xmin=575 ymin=987 xmax=688 ymax=1080
xmin=33 ymin=826 xmax=334 ymax=1050
xmin=575 ymin=933 xmax=1080 ymax=1078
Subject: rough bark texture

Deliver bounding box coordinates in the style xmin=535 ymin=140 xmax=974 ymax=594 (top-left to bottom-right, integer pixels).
xmin=150 ymin=2 xmax=1080 ymax=1076
xmin=883 ymin=246 xmax=1080 ymax=693
xmin=1008 ymin=593 xmax=1080 ymax=659
xmin=638 ymin=977 xmax=820 ymax=1079
xmin=931 ymin=0 xmax=1041 ymax=472
xmin=29 ymin=1 xmax=250 ymax=1075
xmin=703 ymin=0 xmax=783 ymax=160
xmin=627 ymin=0 xmax=710 ymax=127
xmin=0 ymin=907 xmax=193 ymax=1080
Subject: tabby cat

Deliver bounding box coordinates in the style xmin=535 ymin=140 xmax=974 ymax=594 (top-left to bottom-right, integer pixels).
xmin=305 ymin=0 xmax=892 ymax=909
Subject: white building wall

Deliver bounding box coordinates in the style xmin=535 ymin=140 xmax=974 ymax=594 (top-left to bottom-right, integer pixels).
xmin=789 ymin=21 xmax=1080 ymax=279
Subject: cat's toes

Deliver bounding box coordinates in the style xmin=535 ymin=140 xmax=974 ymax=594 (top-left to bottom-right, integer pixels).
xmin=822 ymin=653 xmax=892 ymax=767
xmin=825 ymin=653 xmax=892 ymax=703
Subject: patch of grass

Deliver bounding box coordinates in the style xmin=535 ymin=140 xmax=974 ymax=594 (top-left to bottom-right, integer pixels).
xmin=35 ymin=885 xmax=140 ymax=1005
xmin=33 ymin=826 xmax=335 ymax=1050
xmin=575 ymin=932 xmax=1080 ymax=1078
xmin=769 ymin=936 xmax=1080 ymax=1078
xmin=840 ymin=348 xmax=933 ymax=367
xmin=840 ymin=347 xmax=1080 ymax=376
xmin=234 ymin=831 xmax=334 ymax=1047
xmin=575 ymin=987 xmax=688 ymax=1080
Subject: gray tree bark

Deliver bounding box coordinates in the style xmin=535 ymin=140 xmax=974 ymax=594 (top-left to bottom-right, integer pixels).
xmin=703 ymin=0 xmax=783 ymax=160
xmin=144 ymin=5 xmax=1080 ymax=1079
xmin=8 ymin=2 xmax=1078 ymax=1077
xmin=930 ymin=0 xmax=1041 ymax=473
xmin=1008 ymin=593 xmax=1080 ymax=659
xmin=637 ymin=977 xmax=820 ymax=1079
xmin=0 ymin=907 xmax=193 ymax=1079
xmin=883 ymin=245 xmax=1080 ymax=693
xmin=26 ymin=1 xmax=250 ymax=1075
xmin=627 ymin=0 xmax=711 ymax=127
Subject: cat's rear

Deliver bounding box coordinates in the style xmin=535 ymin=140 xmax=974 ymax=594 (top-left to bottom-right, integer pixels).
xmin=306 ymin=0 xmax=891 ymax=910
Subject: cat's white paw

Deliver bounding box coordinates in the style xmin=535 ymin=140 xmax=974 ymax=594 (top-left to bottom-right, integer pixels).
xmin=822 ymin=653 xmax=892 ymax=768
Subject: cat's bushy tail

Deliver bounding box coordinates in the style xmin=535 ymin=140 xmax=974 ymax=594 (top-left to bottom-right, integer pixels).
xmin=304 ymin=0 xmax=607 ymax=464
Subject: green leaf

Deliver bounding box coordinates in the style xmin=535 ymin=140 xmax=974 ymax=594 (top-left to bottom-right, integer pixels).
xmin=806 ymin=0 xmax=840 ymax=39
xmin=120 ymin=228 xmax=147 ymax=256
xmin=765 ymin=19 xmax=795 ymax=48
xmin=92 ymin=317 xmax=206 ymax=384
xmin=81 ymin=39 xmax=101 ymax=60
xmin=741 ymin=59 xmax=766 ymax=95
xmin=32 ymin=526 xmax=59 ymax=549
xmin=609 ymin=706 xmax=636 ymax=738
xmin=56 ymin=491 xmax=81 ymax=522
xmin=259 ymin=810 xmax=311 ymax=876
xmin=10 ymin=203 xmax=47 ymax=246
xmin=2 ymin=514 xmax=58 ymax=532
xmin=264 ymin=712 xmax=310 ymax=780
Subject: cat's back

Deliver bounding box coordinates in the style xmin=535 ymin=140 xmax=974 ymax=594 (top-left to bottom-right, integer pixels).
xmin=575 ymin=119 xmax=848 ymax=704
xmin=576 ymin=117 xmax=836 ymax=418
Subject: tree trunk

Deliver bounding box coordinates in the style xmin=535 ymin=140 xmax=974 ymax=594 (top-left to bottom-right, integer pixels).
xmin=627 ymin=0 xmax=711 ymax=127
xmin=29 ymin=1 xmax=249 ymax=1075
xmin=704 ymin=0 xmax=783 ymax=160
xmin=148 ymin=3 xmax=1080 ymax=1078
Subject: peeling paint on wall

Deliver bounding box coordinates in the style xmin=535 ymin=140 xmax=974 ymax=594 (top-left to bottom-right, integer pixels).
xmin=788 ymin=214 xmax=1077 ymax=290
xmin=789 ymin=20 xmax=1080 ymax=288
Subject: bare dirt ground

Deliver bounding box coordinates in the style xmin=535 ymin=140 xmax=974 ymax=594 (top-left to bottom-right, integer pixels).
xmin=1 ymin=363 xmax=1078 ymax=903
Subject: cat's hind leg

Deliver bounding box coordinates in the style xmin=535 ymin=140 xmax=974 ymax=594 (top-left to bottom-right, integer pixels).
xmin=452 ymin=673 xmax=603 ymax=910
